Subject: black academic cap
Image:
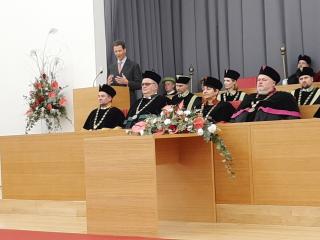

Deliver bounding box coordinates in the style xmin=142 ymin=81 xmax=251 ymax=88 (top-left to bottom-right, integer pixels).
xmin=176 ymin=75 xmax=191 ymax=84
xmin=224 ymin=69 xmax=240 ymax=81
xmin=202 ymin=76 xmax=223 ymax=90
xmin=99 ymin=84 xmax=116 ymax=98
xmin=298 ymin=55 xmax=311 ymax=65
xmin=142 ymin=70 xmax=162 ymax=84
xmin=258 ymin=65 xmax=281 ymax=84
xmin=297 ymin=67 xmax=314 ymax=78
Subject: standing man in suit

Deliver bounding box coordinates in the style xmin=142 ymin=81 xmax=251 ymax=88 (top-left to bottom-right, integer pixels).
xmin=106 ymin=40 xmax=142 ymax=105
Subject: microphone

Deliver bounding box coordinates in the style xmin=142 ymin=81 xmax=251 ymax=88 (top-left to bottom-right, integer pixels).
xmin=92 ymin=69 xmax=104 ymax=87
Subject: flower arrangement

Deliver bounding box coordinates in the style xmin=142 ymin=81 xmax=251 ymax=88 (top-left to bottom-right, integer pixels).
xmin=126 ymin=102 xmax=234 ymax=177
xmin=24 ymin=28 xmax=70 ymax=133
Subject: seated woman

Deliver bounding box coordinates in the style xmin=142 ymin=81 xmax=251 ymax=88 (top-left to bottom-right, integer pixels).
xmin=217 ymin=69 xmax=246 ymax=102
xmin=201 ymin=76 xmax=235 ymax=123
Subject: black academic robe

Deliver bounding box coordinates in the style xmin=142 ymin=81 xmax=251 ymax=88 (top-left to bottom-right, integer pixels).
xmin=314 ymin=107 xmax=320 ymax=118
xmin=218 ymin=91 xmax=246 ymax=102
xmin=124 ymin=95 xmax=168 ymax=128
xmin=202 ymin=102 xmax=235 ymax=123
xmin=83 ymin=107 xmax=125 ymax=130
xmin=292 ymin=88 xmax=320 ymax=105
xmin=287 ymin=71 xmax=299 ymax=85
xmin=231 ymin=91 xmax=301 ymax=122
xmin=171 ymin=92 xmax=202 ymax=111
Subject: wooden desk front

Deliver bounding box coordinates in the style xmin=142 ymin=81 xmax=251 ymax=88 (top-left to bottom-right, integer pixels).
xmin=84 ymin=134 xmax=216 ymax=236
xmin=0 ymin=130 xmax=126 ymax=200
xmin=215 ymin=118 xmax=320 ymax=206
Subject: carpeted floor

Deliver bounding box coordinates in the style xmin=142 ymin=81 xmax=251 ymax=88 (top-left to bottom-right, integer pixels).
xmin=0 ymin=229 xmax=168 ymax=240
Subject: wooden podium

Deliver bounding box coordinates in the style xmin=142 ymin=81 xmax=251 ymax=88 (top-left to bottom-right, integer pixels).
xmin=73 ymin=86 xmax=130 ymax=131
xmin=84 ymin=134 xmax=216 ymax=237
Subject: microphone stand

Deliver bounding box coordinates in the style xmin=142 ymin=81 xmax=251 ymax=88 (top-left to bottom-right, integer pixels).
xmin=189 ymin=65 xmax=194 ymax=92
xmin=280 ymin=45 xmax=288 ymax=84
xmin=92 ymin=69 xmax=104 ymax=87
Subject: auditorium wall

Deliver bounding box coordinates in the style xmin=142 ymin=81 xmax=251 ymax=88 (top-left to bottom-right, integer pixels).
xmin=0 ymin=0 xmax=98 ymax=135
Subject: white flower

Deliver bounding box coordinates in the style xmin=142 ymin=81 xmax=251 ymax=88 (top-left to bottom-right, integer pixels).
xmin=184 ymin=110 xmax=191 ymax=116
xmin=184 ymin=117 xmax=189 ymax=122
xmin=160 ymin=111 xmax=164 ymax=116
xmin=187 ymin=125 xmax=193 ymax=131
xmin=208 ymin=124 xmax=217 ymax=134
xmin=139 ymin=130 xmax=144 ymax=136
xmin=168 ymin=107 xmax=173 ymax=112
xmin=152 ymin=118 xmax=157 ymax=124
xmin=197 ymin=128 xmax=204 ymax=136
xmin=164 ymin=119 xmax=171 ymax=125
xmin=177 ymin=110 xmax=183 ymax=115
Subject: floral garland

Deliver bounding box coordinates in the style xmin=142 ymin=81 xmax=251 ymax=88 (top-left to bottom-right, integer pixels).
xmin=126 ymin=102 xmax=235 ymax=177
xmin=24 ymin=28 xmax=71 ymax=133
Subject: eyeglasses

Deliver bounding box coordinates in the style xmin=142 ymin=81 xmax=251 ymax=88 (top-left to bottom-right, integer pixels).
xmin=141 ymin=82 xmax=155 ymax=87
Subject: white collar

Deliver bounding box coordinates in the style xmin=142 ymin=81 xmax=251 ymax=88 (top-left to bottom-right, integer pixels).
xmin=301 ymin=86 xmax=314 ymax=92
xmin=167 ymin=90 xmax=176 ymax=95
xmin=143 ymin=93 xmax=157 ymax=100
xmin=178 ymin=91 xmax=189 ymax=98
xmin=117 ymin=57 xmax=127 ymax=65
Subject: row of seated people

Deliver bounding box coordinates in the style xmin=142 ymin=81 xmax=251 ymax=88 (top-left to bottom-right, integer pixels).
xmin=83 ymin=66 xmax=320 ymax=131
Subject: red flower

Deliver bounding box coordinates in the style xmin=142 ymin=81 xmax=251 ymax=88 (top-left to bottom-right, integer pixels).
xmin=51 ymin=80 xmax=59 ymax=90
xmin=59 ymin=97 xmax=67 ymax=106
xmin=48 ymin=91 xmax=56 ymax=98
xmin=38 ymin=96 xmax=45 ymax=104
xmin=35 ymin=82 xmax=42 ymax=89
xmin=193 ymin=117 xmax=205 ymax=129
xmin=168 ymin=124 xmax=178 ymax=134
xmin=46 ymin=104 xmax=53 ymax=111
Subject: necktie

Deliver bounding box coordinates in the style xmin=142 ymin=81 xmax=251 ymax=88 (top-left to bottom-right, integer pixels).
xmin=118 ymin=61 xmax=122 ymax=73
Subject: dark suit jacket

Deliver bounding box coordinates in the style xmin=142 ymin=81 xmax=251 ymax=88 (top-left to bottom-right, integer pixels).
xmin=107 ymin=58 xmax=142 ymax=105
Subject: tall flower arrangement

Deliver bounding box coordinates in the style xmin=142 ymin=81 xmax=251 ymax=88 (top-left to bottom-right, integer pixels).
xmin=24 ymin=28 xmax=70 ymax=133
xmin=126 ymin=102 xmax=234 ymax=177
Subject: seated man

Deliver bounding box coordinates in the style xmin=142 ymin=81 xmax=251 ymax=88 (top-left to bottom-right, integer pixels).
xmin=201 ymin=76 xmax=235 ymax=123
xmin=83 ymin=84 xmax=125 ymax=130
xmin=217 ymin=69 xmax=246 ymax=102
xmin=287 ymin=55 xmax=311 ymax=85
xmin=171 ymin=75 xmax=201 ymax=110
xmin=291 ymin=67 xmax=320 ymax=105
xmin=231 ymin=65 xmax=301 ymax=122
xmin=162 ymin=76 xmax=177 ymax=101
xmin=124 ymin=70 xmax=167 ymax=128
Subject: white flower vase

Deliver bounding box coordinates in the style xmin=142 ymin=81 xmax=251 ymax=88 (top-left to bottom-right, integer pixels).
xmin=40 ymin=117 xmax=58 ymax=134
xmin=40 ymin=118 xmax=49 ymax=134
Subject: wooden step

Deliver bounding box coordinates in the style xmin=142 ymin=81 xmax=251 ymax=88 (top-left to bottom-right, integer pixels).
xmin=217 ymin=204 xmax=320 ymax=227
xmin=0 ymin=199 xmax=86 ymax=233
xmin=0 ymin=199 xmax=86 ymax=216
